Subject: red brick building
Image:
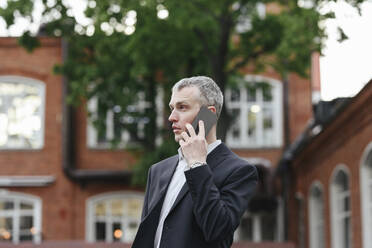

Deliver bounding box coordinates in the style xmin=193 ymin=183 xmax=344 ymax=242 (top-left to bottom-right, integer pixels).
xmin=0 ymin=37 xmax=320 ymax=247
xmin=282 ymin=79 xmax=372 ymax=248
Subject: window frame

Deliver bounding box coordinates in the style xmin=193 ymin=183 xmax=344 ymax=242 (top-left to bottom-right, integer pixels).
xmin=0 ymin=75 xmax=46 ymax=150
xmin=0 ymin=190 xmax=42 ymax=244
xmin=360 ymin=142 xmax=372 ymax=248
xmin=85 ymin=191 xmax=144 ymax=243
xmin=330 ymin=165 xmax=352 ymax=248
xmin=86 ymin=87 xmax=164 ymax=149
xmin=225 ymin=75 xmax=283 ymax=148
xmin=308 ymin=181 xmax=325 ymax=248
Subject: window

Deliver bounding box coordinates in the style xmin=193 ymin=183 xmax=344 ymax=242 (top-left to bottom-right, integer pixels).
xmin=0 ymin=190 xmax=42 ymax=244
xmin=0 ymin=76 xmax=45 ymax=149
xmin=87 ymin=88 xmax=163 ymax=148
xmin=330 ymin=167 xmax=351 ymax=248
xmin=86 ymin=192 xmax=144 ymax=243
xmin=309 ymin=182 xmax=325 ymax=248
xmin=235 ymin=199 xmax=283 ymax=242
xmin=360 ymin=143 xmax=372 ymax=248
xmin=226 ymin=75 xmax=282 ymax=148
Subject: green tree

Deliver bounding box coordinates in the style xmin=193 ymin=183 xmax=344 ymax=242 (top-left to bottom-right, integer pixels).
xmin=0 ymin=0 xmax=364 ymax=185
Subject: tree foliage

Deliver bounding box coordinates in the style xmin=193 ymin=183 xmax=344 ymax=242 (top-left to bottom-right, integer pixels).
xmin=0 ymin=0 xmax=364 ymax=186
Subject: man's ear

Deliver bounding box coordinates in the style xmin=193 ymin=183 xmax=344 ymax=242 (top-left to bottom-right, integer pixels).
xmin=207 ymin=106 xmax=217 ymax=114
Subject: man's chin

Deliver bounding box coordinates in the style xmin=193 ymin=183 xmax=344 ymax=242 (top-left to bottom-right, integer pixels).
xmin=174 ymin=134 xmax=182 ymax=143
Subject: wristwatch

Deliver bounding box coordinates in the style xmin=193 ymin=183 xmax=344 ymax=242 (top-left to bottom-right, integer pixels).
xmin=189 ymin=161 xmax=207 ymax=170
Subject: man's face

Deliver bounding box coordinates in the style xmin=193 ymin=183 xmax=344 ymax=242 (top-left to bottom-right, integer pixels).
xmin=168 ymin=86 xmax=201 ymax=142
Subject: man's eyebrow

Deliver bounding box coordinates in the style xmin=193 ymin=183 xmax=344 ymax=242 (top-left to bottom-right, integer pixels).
xmin=169 ymin=101 xmax=188 ymax=108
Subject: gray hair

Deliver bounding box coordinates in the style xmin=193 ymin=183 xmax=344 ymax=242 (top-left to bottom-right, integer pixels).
xmin=172 ymin=76 xmax=224 ymax=118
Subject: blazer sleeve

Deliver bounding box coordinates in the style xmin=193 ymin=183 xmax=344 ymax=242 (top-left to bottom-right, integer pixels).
xmin=141 ymin=167 xmax=152 ymax=221
xmin=184 ymin=161 xmax=258 ymax=242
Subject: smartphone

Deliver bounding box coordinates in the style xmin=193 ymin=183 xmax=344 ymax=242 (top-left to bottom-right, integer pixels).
xmin=191 ymin=106 xmax=217 ymax=137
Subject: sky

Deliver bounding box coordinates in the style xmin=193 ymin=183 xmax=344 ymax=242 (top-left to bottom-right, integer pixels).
xmin=319 ymin=0 xmax=372 ymax=100
xmin=0 ymin=0 xmax=371 ymax=101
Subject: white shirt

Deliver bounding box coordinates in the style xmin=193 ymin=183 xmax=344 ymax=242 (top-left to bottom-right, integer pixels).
xmin=154 ymin=140 xmax=222 ymax=248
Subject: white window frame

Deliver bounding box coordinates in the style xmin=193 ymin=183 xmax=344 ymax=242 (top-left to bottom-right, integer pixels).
xmin=0 ymin=190 xmax=42 ymax=244
xmin=309 ymin=181 xmax=325 ymax=248
xmin=86 ymin=191 xmax=144 ymax=243
xmin=87 ymin=87 xmax=163 ymax=149
xmin=360 ymin=142 xmax=372 ymax=248
xmin=0 ymin=75 xmax=45 ymax=150
xmin=225 ymin=75 xmax=283 ymax=148
xmin=330 ymin=165 xmax=352 ymax=248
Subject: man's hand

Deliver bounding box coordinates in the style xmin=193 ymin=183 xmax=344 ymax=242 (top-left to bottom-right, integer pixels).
xmin=179 ymin=121 xmax=207 ymax=165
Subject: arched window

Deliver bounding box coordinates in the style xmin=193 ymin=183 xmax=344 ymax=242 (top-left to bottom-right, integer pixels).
xmin=0 ymin=190 xmax=42 ymax=244
xmin=309 ymin=182 xmax=325 ymax=248
xmin=330 ymin=166 xmax=351 ymax=248
xmin=0 ymin=76 xmax=45 ymax=149
xmin=225 ymin=75 xmax=282 ymax=148
xmin=86 ymin=191 xmax=144 ymax=243
xmin=360 ymin=143 xmax=372 ymax=248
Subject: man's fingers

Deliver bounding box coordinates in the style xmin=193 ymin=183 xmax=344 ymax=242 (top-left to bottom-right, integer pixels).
xmin=198 ymin=120 xmax=205 ymax=137
xmin=181 ymin=131 xmax=190 ymax=141
xmin=185 ymin=123 xmax=196 ymax=137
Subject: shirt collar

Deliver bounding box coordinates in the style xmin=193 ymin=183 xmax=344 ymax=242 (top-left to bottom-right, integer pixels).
xmin=178 ymin=140 xmax=222 ymax=161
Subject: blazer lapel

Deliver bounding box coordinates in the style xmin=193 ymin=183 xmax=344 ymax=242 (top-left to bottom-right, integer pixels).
xmin=169 ymin=182 xmax=188 ymax=213
xmin=146 ymin=155 xmax=178 ymax=216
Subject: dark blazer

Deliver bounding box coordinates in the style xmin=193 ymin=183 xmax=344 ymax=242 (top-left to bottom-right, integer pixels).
xmin=132 ymin=143 xmax=258 ymax=248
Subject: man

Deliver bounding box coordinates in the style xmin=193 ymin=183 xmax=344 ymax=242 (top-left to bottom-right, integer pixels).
xmin=132 ymin=76 xmax=258 ymax=248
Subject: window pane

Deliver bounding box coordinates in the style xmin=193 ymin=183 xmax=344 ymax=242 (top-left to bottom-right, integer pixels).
xmin=95 ymin=202 xmax=106 ymax=216
xmin=127 ymin=198 xmax=142 ymax=218
xmin=239 ymin=215 xmax=253 ymax=241
xmin=112 ymin=223 xmax=122 ymax=242
xmin=343 ymin=217 xmax=350 ymax=248
xmin=344 ymin=196 xmax=350 ymax=212
xmin=0 ymin=81 xmax=43 ymax=149
xmin=247 ymin=110 xmax=257 ymax=138
xmin=125 ymin=220 xmax=139 ymax=242
xmin=20 ymin=202 xmax=33 ymax=210
xmin=230 ymin=88 xmax=240 ymax=102
xmin=95 ymin=222 xmax=106 ymax=241
xmin=262 ymin=84 xmax=273 ymax=102
xmin=263 ymin=107 xmax=273 ymax=144
xmin=261 ymin=213 xmax=276 ymax=241
xmin=111 ymin=200 xmax=123 ymax=217
xmin=231 ymin=109 xmax=240 ymax=139
xmin=335 ymin=171 xmax=349 ymax=191
xmin=0 ymin=217 xmax=13 ymax=230
xmin=20 ymin=235 xmax=32 ymax=241
xmin=0 ymin=201 xmax=14 ymax=210
xmin=246 ymin=85 xmax=256 ymax=102
xmin=0 ymin=217 xmax=12 ymax=241
xmin=20 ymin=216 xmax=33 ymax=229
xmin=263 ymin=108 xmax=273 ymax=130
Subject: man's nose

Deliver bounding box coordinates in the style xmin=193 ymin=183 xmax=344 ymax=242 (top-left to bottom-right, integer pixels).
xmin=168 ymin=110 xmax=178 ymax=122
